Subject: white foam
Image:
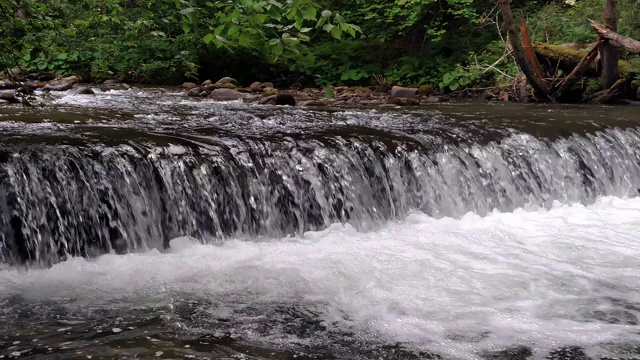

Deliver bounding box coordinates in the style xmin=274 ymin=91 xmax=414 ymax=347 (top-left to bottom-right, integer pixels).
xmin=2 ymin=197 xmax=640 ymax=358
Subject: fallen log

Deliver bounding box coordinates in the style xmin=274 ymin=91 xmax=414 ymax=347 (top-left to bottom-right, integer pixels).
xmin=556 ymin=42 xmax=601 ymax=98
xmin=591 ymin=20 xmax=640 ymax=54
xmin=533 ymin=42 xmax=637 ymax=76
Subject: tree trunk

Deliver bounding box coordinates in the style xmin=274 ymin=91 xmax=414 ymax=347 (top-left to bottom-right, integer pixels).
xmin=601 ymin=0 xmax=619 ymax=89
xmin=591 ymin=20 xmax=640 ymax=54
xmin=498 ymin=0 xmax=549 ymax=98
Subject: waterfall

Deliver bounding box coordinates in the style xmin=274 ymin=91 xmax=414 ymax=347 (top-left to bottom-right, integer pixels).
xmin=2 ymin=125 xmax=640 ymax=265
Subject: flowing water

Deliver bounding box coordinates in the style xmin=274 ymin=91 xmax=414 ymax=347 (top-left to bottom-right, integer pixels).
xmin=0 ymin=89 xmax=640 ymax=359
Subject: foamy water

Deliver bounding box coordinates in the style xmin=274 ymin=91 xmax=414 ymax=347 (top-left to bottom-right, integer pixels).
xmin=1 ymin=196 xmax=640 ymax=358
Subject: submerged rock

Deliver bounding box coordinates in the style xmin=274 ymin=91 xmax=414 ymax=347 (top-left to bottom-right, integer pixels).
xmin=0 ymin=92 xmax=20 ymax=104
xmin=275 ymin=93 xmax=296 ymax=106
xmin=76 ymin=87 xmax=95 ymax=95
xmin=387 ymin=97 xmax=419 ymax=106
xmin=187 ymin=87 xmax=203 ymax=97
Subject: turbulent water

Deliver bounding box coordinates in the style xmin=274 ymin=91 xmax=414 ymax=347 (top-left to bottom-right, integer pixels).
xmin=1 ymin=89 xmax=640 ymax=359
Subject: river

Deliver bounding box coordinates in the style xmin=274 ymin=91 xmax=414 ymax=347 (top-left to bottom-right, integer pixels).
xmin=0 ymin=89 xmax=639 ymax=359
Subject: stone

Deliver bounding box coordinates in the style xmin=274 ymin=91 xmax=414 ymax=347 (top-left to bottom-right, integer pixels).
xmin=386 ymin=97 xmax=419 ymax=106
xmin=204 ymin=84 xmax=216 ymax=91
xmin=199 ymin=91 xmax=209 ymax=97
xmin=424 ymin=95 xmax=450 ymax=103
xmin=390 ymin=86 xmax=418 ymax=98
xmin=103 ymin=79 xmax=119 ymax=85
xmin=0 ymin=92 xmax=20 ymax=104
xmin=215 ymin=77 xmax=239 ymax=87
xmin=260 ymin=82 xmax=274 ymax=89
xmin=213 ymin=82 xmax=237 ymax=89
xmin=0 ymin=80 xmax=20 ymax=89
xmin=300 ymin=99 xmax=327 ymax=106
xmin=62 ymin=76 xmax=80 ymax=85
xmin=77 ymin=87 xmax=95 ymax=95
xmin=43 ymin=78 xmax=76 ymax=91
xmin=187 ymin=87 xmax=202 ymax=97
xmin=249 ymin=82 xmax=262 ymax=90
xmin=208 ymin=88 xmax=246 ymax=101
xmin=418 ymin=84 xmax=434 ymax=95
xmin=258 ymin=94 xmax=277 ymax=105
xmin=0 ymin=99 xmax=10 ymax=105
xmin=181 ymin=82 xmax=198 ymax=89
xmin=289 ymin=82 xmax=302 ymax=90
xmin=201 ymin=80 xmax=213 ymax=86
xmin=275 ymin=93 xmax=296 ymax=106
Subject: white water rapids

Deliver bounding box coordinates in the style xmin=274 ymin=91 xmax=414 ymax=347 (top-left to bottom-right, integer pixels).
xmin=1 ymin=196 xmax=639 ymax=359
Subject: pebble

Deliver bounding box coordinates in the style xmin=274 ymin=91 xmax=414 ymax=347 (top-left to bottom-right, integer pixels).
xmin=111 ymin=328 xmax=123 ymax=333
xmin=155 ymin=351 xmax=164 ymax=357
xmin=10 ymin=352 xmax=20 ymax=357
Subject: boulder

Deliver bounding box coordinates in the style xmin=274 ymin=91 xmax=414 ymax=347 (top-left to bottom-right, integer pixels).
xmin=204 ymin=84 xmax=217 ymax=91
xmin=208 ymin=88 xmax=246 ymax=101
xmin=201 ymin=80 xmax=213 ymax=86
xmin=213 ymin=82 xmax=237 ymax=89
xmin=249 ymin=82 xmax=262 ymax=90
xmin=43 ymin=77 xmax=80 ymax=91
xmin=103 ymin=79 xmax=119 ymax=85
xmin=181 ymin=82 xmax=198 ymax=89
xmin=275 ymin=93 xmax=296 ymax=106
xmin=215 ymin=77 xmax=239 ymax=87
xmin=258 ymin=94 xmax=277 ymax=105
xmin=77 ymin=87 xmax=95 ymax=95
xmin=390 ymin=86 xmax=418 ymax=98
xmin=199 ymin=91 xmax=209 ymax=97
xmin=0 ymin=92 xmax=20 ymax=104
xmin=187 ymin=87 xmax=203 ymax=97
xmin=260 ymin=82 xmax=274 ymax=89
xmin=62 ymin=76 xmax=80 ymax=85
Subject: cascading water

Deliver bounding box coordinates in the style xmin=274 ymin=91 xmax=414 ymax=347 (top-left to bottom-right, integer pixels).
xmin=1 ymin=91 xmax=640 ymax=359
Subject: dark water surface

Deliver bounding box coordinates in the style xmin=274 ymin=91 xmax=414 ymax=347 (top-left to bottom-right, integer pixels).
xmin=1 ymin=90 xmax=640 ymax=359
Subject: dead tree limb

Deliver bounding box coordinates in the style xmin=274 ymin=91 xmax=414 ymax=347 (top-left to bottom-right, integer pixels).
xmin=591 ymin=20 xmax=640 ymax=54
xmin=520 ymin=14 xmax=546 ymax=82
xmin=498 ymin=0 xmax=550 ymax=98
xmin=556 ymin=42 xmax=600 ymax=97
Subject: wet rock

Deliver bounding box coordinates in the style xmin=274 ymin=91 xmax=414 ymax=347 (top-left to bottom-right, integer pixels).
xmin=0 ymin=99 xmax=10 ymax=105
xmin=76 ymin=87 xmax=95 ymax=95
xmin=299 ymin=99 xmax=327 ymax=106
xmin=201 ymin=80 xmax=213 ymax=86
xmin=103 ymin=79 xmax=119 ymax=86
xmin=181 ymin=82 xmax=198 ymax=89
xmin=0 ymin=92 xmax=20 ymax=104
xmin=187 ymin=87 xmax=203 ymax=97
xmin=199 ymin=91 xmax=209 ymax=97
xmin=424 ymin=95 xmax=450 ymax=103
xmin=290 ymin=82 xmax=302 ymax=90
xmin=275 ymin=93 xmax=296 ymax=106
xmin=258 ymin=94 xmax=276 ymax=105
xmin=43 ymin=78 xmax=74 ymax=91
xmin=215 ymin=77 xmax=239 ymax=87
xmin=386 ymin=97 xmax=420 ymax=106
xmin=208 ymin=88 xmax=246 ymax=101
xmin=249 ymin=82 xmax=262 ymax=91
xmin=390 ymin=86 xmax=418 ymax=98
xmin=203 ymin=84 xmax=216 ymax=91
xmin=0 ymin=80 xmax=20 ymax=89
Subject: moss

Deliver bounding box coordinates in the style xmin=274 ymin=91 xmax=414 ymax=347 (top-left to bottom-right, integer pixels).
xmin=533 ymin=42 xmax=637 ymax=76
xmin=584 ymin=78 xmax=603 ymax=97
